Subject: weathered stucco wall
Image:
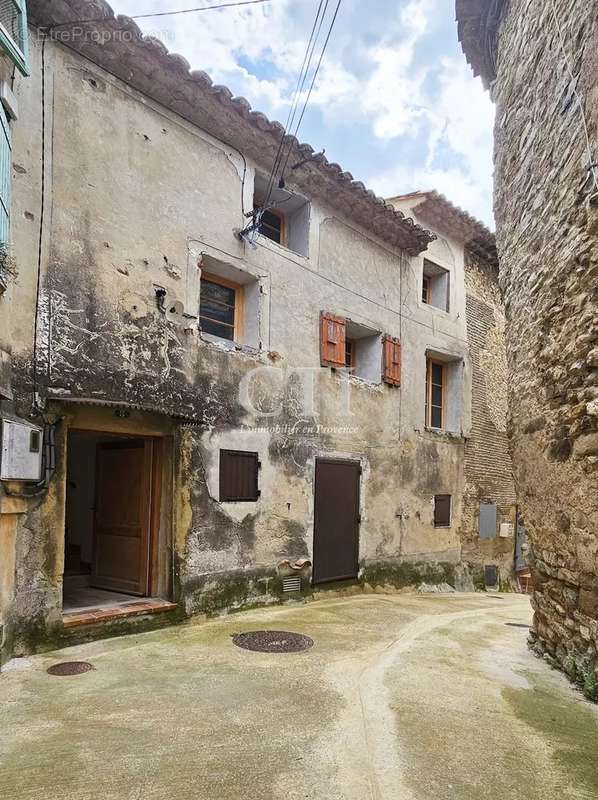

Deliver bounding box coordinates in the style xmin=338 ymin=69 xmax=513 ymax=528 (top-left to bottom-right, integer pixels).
xmin=5 ymin=32 xmax=481 ymax=651
xmin=492 ymin=0 xmax=598 ymax=696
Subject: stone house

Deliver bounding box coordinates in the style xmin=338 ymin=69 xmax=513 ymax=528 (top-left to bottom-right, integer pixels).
xmin=457 ymin=0 xmax=598 ymax=696
xmin=1 ymin=0 xmax=513 ymax=660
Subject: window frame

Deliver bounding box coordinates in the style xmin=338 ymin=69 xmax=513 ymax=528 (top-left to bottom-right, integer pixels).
xmin=422 ymin=259 xmax=450 ymax=313
xmin=0 ymin=0 xmax=30 ymax=77
xmin=422 ymin=275 xmax=430 ymax=305
xmin=345 ymin=337 xmax=356 ymax=372
xmin=199 ymin=271 xmax=244 ymax=343
xmin=425 ymin=357 xmax=446 ymax=430
xmin=257 ymin=207 xmax=286 ymax=247
xmin=434 ymin=494 xmax=452 ymax=528
xmin=219 ymin=449 xmax=260 ymax=502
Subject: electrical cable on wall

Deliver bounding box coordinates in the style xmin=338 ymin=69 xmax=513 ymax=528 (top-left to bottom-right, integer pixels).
xmin=549 ymin=0 xmax=598 ymax=200
xmin=31 ymin=36 xmax=47 ymax=418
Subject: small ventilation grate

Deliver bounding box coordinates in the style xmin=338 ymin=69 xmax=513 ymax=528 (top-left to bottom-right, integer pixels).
xmin=47 ymin=661 xmax=94 ymax=676
xmin=282 ymin=576 xmax=301 ymax=593
xmin=232 ymin=630 xmax=313 ymax=653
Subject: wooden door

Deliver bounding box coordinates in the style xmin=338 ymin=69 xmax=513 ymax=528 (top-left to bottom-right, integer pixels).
xmin=312 ymin=458 xmax=361 ymax=584
xmin=92 ymin=439 xmax=153 ymax=595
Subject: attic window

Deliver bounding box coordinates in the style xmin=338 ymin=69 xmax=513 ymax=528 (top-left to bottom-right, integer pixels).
xmin=258 ymin=208 xmax=285 ymax=246
xmin=422 ymin=259 xmax=450 ymax=312
xmin=253 ymin=172 xmax=309 ymax=257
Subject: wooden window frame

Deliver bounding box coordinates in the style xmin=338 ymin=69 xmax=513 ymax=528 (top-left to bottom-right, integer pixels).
xmin=422 ymin=275 xmax=430 ymax=305
xmin=425 ymin=357 xmax=446 ymax=430
xmin=345 ymin=338 xmax=355 ymax=372
xmin=258 ymin=207 xmax=286 ymax=247
xmin=219 ymin=449 xmax=260 ymax=502
xmin=434 ymin=494 xmax=452 ymax=528
xmin=199 ymin=271 xmax=244 ymax=342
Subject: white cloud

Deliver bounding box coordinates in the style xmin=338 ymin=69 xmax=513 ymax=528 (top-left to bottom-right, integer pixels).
xmin=111 ymin=0 xmax=494 ymax=223
xmin=369 ymin=57 xmax=495 ymax=225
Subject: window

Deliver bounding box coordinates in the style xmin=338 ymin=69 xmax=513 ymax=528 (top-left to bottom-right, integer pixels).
xmin=345 ymin=338 xmax=355 ymax=372
xmin=258 ymin=208 xmax=285 ymax=246
xmin=422 ymin=276 xmax=429 ymax=304
xmin=253 ymin=172 xmax=310 ymax=256
xmin=422 ymin=259 xmax=450 ymax=312
xmin=434 ymin=494 xmax=452 ymax=527
xmin=426 ymin=358 xmax=445 ymax=429
xmin=0 ymin=102 xmax=10 ymax=245
xmin=199 ymin=273 xmax=242 ymax=342
xmin=0 ymin=0 xmax=29 ymax=76
xmin=320 ymin=312 xmax=385 ymax=383
xmin=219 ymin=450 xmax=260 ymax=502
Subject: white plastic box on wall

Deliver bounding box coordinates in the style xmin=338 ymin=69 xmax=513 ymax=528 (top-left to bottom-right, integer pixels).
xmin=499 ymin=522 xmax=514 ymax=538
xmin=0 ymin=416 xmax=43 ymax=482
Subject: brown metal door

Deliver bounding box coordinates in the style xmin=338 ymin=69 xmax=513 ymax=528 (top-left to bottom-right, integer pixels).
xmin=313 ymin=458 xmax=361 ymax=584
xmin=92 ymin=439 xmax=153 ymax=595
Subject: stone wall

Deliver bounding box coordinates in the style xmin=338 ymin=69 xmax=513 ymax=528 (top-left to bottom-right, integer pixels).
xmin=491 ymin=0 xmax=598 ymax=697
xmin=462 ymin=255 xmax=516 ymax=584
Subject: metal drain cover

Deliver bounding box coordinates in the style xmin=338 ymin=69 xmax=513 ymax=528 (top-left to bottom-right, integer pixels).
xmin=232 ymin=630 xmax=313 ymax=653
xmin=47 ymin=661 xmax=94 ymax=676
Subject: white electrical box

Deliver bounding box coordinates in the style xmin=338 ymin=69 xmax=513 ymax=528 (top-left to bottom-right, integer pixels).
xmin=0 ymin=417 xmax=43 ymax=482
xmin=499 ymin=522 xmax=514 ymax=538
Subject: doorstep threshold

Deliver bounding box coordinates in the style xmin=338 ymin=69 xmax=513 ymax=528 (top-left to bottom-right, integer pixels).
xmin=63 ymin=598 xmax=178 ymax=628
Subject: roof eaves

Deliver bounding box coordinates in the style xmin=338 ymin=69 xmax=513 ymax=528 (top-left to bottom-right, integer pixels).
xmin=28 ymin=0 xmax=435 ymax=256
xmin=389 ymin=190 xmax=498 ymax=269
xmin=455 ymin=0 xmax=506 ymax=89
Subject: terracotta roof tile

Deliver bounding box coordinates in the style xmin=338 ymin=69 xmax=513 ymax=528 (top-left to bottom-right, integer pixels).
xmin=388 ymin=190 xmax=498 ymax=268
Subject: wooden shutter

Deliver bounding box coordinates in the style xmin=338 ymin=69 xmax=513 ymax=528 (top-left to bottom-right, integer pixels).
xmin=219 ymin=450 xmax=260 ymax=501
xmin=382 ymin=335 xmax=401 ymax=386
xmin=0 ymin=0 xmax=30 ymax=76
xmin=320 ymin=312 xmax=346 ymax=368
xmin=0 ymin=103 xmax=11 ymax=245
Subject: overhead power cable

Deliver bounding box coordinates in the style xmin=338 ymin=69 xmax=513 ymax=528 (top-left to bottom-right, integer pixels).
xmin=130 ymin=0 xmax=275 ymax=20
xmin=45 ymin=0 xmax=275 ymax=29
xmin=262 ymin=0 xmax=343 ymax=211
xmin=261 ymin=0 xmax=329 ymax=209
xmin=278 ymin=0 xmax=342 ymax=184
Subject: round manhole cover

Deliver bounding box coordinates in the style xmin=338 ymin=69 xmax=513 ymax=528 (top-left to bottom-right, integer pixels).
xmin=47 ymin=661 xmax=94 ymax=676
xmin=232 ymin=630 xmax=314 ymax=653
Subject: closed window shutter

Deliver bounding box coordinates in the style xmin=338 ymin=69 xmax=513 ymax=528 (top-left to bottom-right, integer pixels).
xmin=320 ymin=312 xmax=346 ymax=368
xmin=0 ymin=102 xmax=11 ymax=245
xmin=0 ymin=0 xmax=29 ymax=76
xmin=382 ymin=335 xmax=401 ymax=386
xmin=219 ymin=450 xmax=260 ymax=501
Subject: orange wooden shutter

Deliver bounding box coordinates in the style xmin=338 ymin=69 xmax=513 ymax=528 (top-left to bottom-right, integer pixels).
xmin=383 ymin=335 xmax=401 ymax=386
xmin=320 ymin=312 xmax=346 ymax=368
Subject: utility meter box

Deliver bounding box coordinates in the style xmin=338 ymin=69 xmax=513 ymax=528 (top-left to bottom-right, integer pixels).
xmin=0 ymin=416 xmax=43 ymax=482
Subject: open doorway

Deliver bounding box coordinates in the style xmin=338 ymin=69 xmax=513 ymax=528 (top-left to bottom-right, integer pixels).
xmin=63 ymin=430 xmax=166 ymax=617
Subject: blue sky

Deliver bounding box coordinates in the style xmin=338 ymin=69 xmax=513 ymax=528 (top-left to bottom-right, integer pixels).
xmin=112 ymin=0 xmax=495 ymax=226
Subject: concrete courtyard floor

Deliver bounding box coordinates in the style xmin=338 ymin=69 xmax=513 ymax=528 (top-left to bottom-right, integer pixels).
xmin=1 ymin=592 xmax=597 ymax=800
